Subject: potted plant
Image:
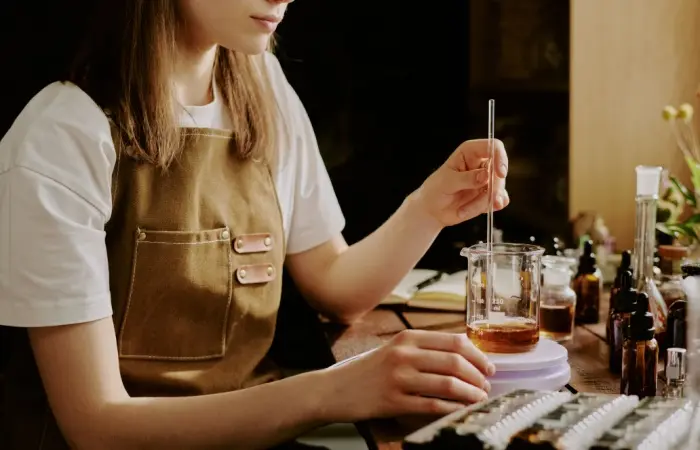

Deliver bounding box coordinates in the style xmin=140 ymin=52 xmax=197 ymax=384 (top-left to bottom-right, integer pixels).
xmin=659 ymin=103 xmax=700 ymax=251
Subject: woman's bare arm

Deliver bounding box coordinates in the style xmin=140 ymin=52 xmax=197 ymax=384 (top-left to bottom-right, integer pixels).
xmin=286 ymin=140 xmax=509 ymax=324
xmin=31 ymin=316 xmax=495 ymax=449
xmin=29 ymin=317 xmax=333 ymax=450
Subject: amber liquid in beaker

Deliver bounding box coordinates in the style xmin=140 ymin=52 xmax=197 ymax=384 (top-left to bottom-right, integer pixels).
xmin=466 ymin=321 xmax=539 ymax=353
xmin=539 ymin=303 xmax=575 ymax=342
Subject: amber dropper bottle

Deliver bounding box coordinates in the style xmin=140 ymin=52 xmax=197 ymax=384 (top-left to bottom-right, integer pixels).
xmin=607 ymin=270 xmax=635 ymax=374
xmin=620 ymin=292 xmax=659 ymax=399
xmin=611 ymin=251 xmax=632 ymax=305
xmin=607 ymin=252 xmax=631 ymax=343
xmin=574 ymin=240 xmax=602 ymax=324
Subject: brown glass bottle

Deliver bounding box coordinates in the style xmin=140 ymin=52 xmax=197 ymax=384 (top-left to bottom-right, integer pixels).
xmin=606 ymin=250 xmax=631 ymax=343
xmin=574 ymin=240 xmax=602 ymax=324
xmin=607 ymin=270 xmax=635 ymax=373
xmin=658 ymin=245 xmax=689 ymax=308
xmin=610 ymin=251 xmax=632 ymax=308
xmin=620 ymin=292 xmax=659 ymax=399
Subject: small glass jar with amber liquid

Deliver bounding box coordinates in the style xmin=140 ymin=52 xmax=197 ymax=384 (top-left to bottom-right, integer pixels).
xmin=461 ymin=243 xmax=545 ymax=353
xmin=539 ymin=255 xmax=577 ymax=342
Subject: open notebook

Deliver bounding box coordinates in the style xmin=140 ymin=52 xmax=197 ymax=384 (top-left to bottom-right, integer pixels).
xmin=382 ymin=269 xmax=467 ymax=311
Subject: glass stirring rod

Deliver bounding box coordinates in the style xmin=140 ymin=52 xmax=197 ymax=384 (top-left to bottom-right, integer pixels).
xmin=485 ymin=99 xmax=496 ymax=314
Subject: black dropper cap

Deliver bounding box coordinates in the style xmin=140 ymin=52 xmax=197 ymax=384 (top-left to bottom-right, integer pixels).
xmin=629 ymin=292 xmax=655 ymax=341
xmin=682 ymin=262 xmax=700 ymax=278
xmin=617 ymin=250 xmax=632 ymax=278
xmin=578 ymin=240 xmax=597 ymax=275
xmin=613 ymin=270 xmax=636 ymax=313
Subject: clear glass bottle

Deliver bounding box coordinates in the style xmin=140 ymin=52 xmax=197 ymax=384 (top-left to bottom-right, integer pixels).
xmin=664 ymin=347 xmax=687 ymax=398
xmin=679 ymin=263 xmax=700 ymax=449
xmin=681 ymin=263 xmax=700 ymax=392
xmin=540 ymin=255 xmax=577 ymax=342
xmin=664 ymin=250 xmax=689 ymax=352
xmin=667 ymin=299 xmax=688 ymax=351
xmin=632 ymin=166 xmax=668 ymax=345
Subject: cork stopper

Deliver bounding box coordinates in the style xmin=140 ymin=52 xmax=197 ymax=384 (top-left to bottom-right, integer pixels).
xmin=658 ymin=245 xmax=689 ymax=260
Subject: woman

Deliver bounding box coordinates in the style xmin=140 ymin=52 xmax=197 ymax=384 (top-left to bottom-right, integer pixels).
xmin=0 ymin=0 xmax=510 ymax=448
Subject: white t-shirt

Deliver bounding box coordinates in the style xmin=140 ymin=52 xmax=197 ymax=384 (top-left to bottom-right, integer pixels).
xmin=0 ymin=53 xmax=345 ymax=327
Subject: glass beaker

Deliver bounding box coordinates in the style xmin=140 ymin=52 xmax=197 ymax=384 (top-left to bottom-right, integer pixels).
xmin=461 ymin=243 xmax=545 ymax=353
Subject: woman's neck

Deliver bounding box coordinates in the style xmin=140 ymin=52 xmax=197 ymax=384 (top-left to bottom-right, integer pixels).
xmin=173 ymin=44 xmax=218 ymax=107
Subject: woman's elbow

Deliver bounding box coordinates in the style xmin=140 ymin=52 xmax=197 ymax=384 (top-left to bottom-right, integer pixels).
xmin=56 ymin=404 xmax=131 ymax=450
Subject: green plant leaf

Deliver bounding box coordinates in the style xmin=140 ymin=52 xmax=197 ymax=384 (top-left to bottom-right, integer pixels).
xmin=685 ymin=213 xmax=700 ymax=224
xmin=657 ymin=223 xmax=676 ymax=237
xmin=686 ymin=156 xmax=700 ymax=197
xmin=670 ymin=175 xmax=697 ymax=207
xmin=678 ymin=223 xmax=700 ymax=242
xmin=659 ymin=221 xmax=700 ymax=243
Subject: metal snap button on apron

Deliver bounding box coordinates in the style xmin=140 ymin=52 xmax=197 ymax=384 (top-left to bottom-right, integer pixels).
xmin=221 ymin=229 xmax=230 ymax=240
xmin=137 ymin=231 xmax=146 ymax=241
xmin=236 ymin=264 xmax=276 ymax=284
xmin=233 ymin=233 xmax=272 ymax=254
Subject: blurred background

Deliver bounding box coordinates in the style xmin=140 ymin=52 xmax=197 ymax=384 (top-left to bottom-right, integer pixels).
xmin=277 ymin=0 xmax=571 ymax=273
xmin=1 ymin=0 xmax=698 ymax=273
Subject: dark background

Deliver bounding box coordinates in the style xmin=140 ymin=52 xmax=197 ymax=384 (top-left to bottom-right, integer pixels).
xmin=0 ymin=0 xmax=572 ymax=274
xmin=275 ymin=0 xmax=571 ymax=272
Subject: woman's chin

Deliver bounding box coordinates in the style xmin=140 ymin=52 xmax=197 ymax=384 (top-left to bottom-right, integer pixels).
xmin=222 ymin=37 xmax=272 ymax=56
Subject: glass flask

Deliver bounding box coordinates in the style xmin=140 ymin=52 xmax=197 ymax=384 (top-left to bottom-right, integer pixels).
xmin=461 ymin=243 xmax=545 ymax=353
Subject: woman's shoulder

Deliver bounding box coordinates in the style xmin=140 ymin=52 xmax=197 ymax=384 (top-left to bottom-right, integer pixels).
xmin=4 ymin=81 xmax=113 ymax=140
xmin=260 ymin=52 xmax=312 ymax=165
xmin=0 ymin=81 xmax=115 ymax=328
xmin=261 ymin=51 xmax=304 ymax=121
xmin=0 ymin=81 xmax=116 ymax=215
xmin=2 ymin=80 xmax=114 ymax=149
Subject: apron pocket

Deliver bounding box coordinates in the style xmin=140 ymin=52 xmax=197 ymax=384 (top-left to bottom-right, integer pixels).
xmin=118 ymin=227 xmax=233 ymax=361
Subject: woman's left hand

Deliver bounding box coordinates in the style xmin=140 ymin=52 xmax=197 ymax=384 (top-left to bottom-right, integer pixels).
xmin=414 ymin=139 xmax=509 ymax=227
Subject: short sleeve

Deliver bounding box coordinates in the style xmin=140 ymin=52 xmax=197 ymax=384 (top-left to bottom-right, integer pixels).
xmin=286 ymin=97 xmax=346 ymax=254
xmin=264 ymin=53 xmax=346 ymax=255
xmin=0 ymin=82 xmax=115 ymax=327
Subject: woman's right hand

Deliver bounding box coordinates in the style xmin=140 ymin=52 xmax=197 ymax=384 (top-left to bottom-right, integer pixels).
xmin=321 ymin=329 xmax=495 ymax=422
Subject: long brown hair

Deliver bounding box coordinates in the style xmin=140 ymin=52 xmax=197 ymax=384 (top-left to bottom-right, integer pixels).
xmin=68 ymin=0 xmax=279 ymax=168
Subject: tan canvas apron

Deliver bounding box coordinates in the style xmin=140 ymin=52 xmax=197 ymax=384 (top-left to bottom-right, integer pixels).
xmin=1 ymin=127 xmax=295 ymax=448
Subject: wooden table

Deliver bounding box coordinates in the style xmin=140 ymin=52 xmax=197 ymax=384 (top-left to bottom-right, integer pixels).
xmin=323 ymin=299 xmax=627 ymax=449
